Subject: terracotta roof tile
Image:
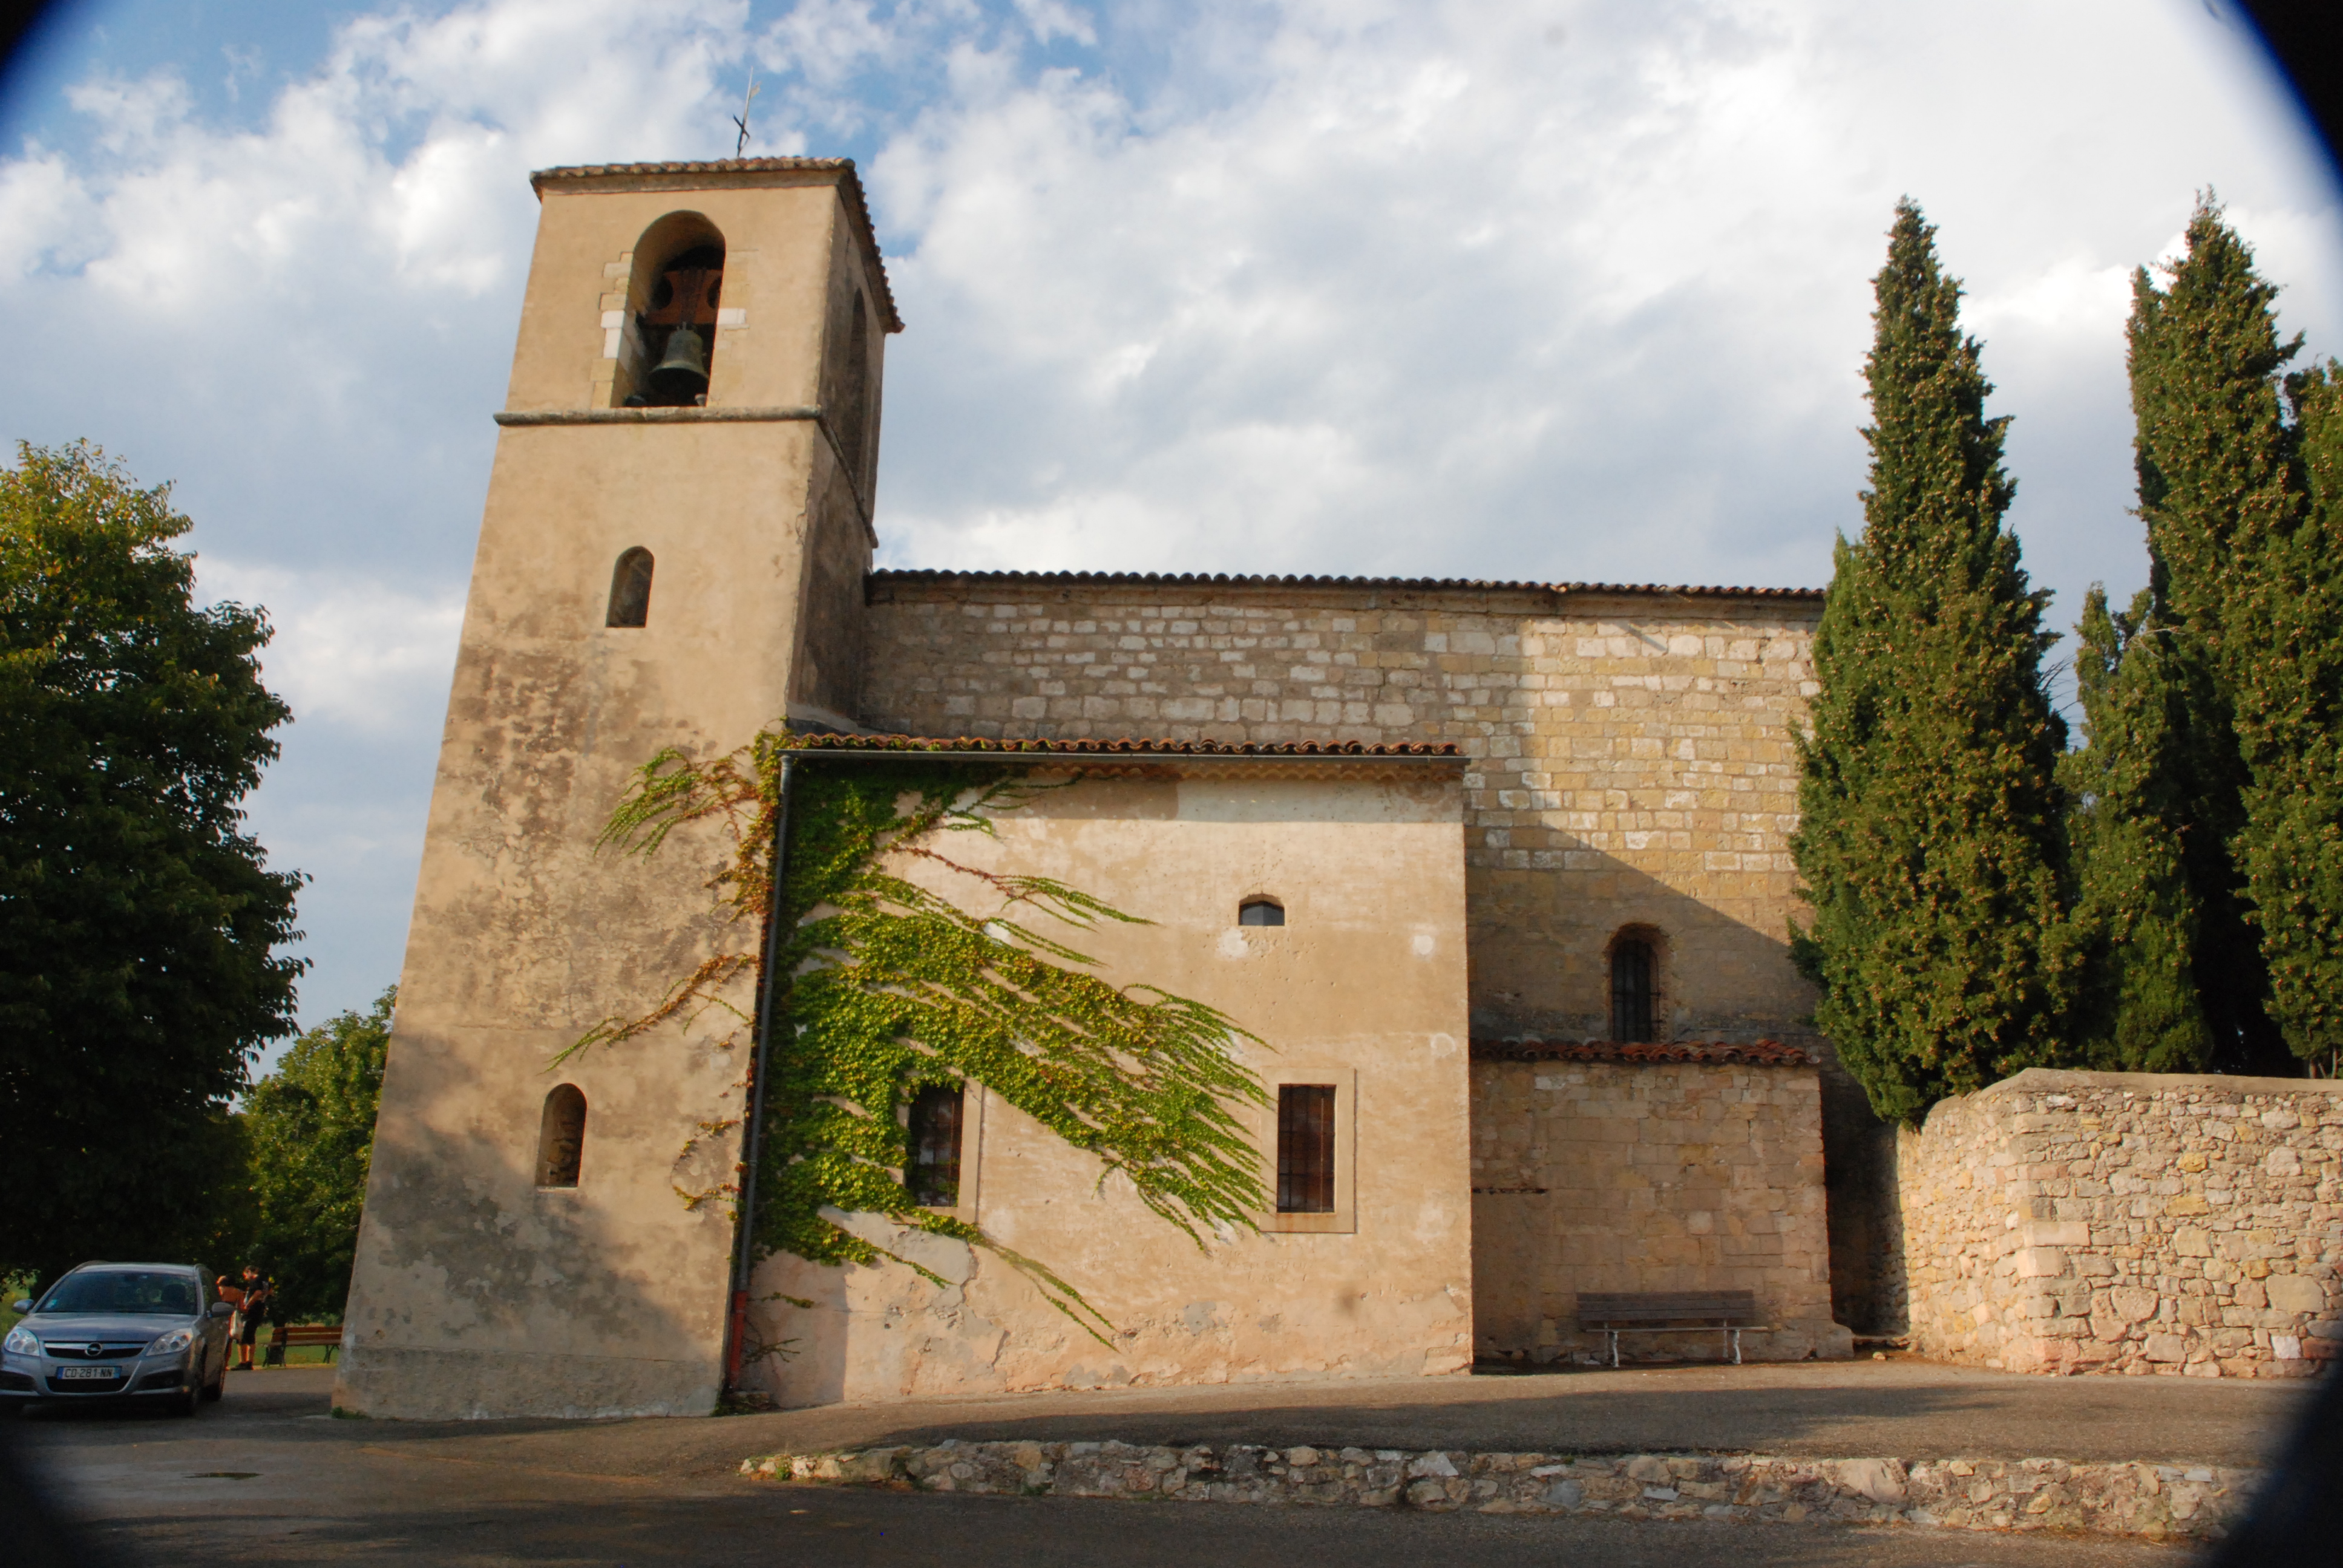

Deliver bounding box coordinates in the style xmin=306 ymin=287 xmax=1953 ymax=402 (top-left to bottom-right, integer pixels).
xmin=1472 ymin=1039 xmax=1812 ymax=1067
xmin=869 ymin=569 xmax=1822 ymax=602
xmin=787 ymin=732 xmax=1460 ymax=758
xmin=530 ymin=158 xmax=902 ymax=333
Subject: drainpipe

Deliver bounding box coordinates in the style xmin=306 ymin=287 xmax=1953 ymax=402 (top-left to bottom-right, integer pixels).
xmin=723 ymin=751 xmax=796 ymax=1400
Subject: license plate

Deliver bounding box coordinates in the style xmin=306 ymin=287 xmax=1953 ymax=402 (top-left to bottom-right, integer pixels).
xmin=56 ymin=1366 xmax=119 ymax=1381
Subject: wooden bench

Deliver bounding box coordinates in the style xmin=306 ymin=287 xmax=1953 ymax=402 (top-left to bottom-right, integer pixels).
xmin=263 ymin=1324 xmax=345 ymax=1365
xmin=1575 ymin=1291 xmax=1769 ymax=1367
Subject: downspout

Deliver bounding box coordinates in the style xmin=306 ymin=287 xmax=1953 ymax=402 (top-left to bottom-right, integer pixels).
xmin=723 ymin=751 xmax=796 ymax=1400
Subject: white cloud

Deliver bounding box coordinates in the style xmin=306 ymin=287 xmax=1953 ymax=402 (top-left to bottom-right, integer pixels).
xmin=2 ymin=0 xmax=2337 ymax=1026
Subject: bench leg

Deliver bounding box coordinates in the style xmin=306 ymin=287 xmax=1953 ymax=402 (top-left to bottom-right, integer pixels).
xmin=1730 ymin=1328 xmax=1742 ymax=1366
xmin=1608 ymin=1330 xmax=1620 ymax=1369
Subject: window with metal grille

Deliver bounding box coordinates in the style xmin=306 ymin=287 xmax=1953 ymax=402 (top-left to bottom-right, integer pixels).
xmin=1239 ymin=898 xmax=1285 ymax=927
xmin=537 ymin=1085 xmax=587 ymax=1188
xmin=1610 ymin=936 xmax=1657 ymax=1042
xmin=606 ymin=548 xmax=654 ymax=627
xmin=1276 ymin=1084 xmax=1335 ymax=1213
xmin=908 ymin=1084 xmax=964 ymax=1207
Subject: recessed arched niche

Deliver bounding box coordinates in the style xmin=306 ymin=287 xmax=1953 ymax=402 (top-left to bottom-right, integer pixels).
xmin=835 ymin=292 xmax=873 ymax=482
xmin=1239 ymin=898 xmax=1285 ymax=927
xmin=606 ymin=547 xmax=654 ymax=628
xmin=615 ymin=212 xmax=726 ymax=408
xmin=537 ymin=1084 xmax=587 ymax=1188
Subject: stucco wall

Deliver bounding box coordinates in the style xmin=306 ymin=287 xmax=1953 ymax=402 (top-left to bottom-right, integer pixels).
xmin=1469 ymin=1049 xmax=1846 ymax=1364
xmin=745 ymin=762 xmax=1477 ymax=1403
xmin=1892 ymin=1068 xmax=2343 ymax=1377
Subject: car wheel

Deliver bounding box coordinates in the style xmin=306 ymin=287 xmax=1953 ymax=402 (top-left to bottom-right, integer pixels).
xmin=169 ymin=1379 xmax=200 ymax=1418
xmin=202 ymin=1353 xmax=225 ymax=1402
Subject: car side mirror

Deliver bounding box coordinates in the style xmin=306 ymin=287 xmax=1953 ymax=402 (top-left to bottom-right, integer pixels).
xmin=10 ymin=1300 xmax=29 ymax=1315
xmin=210 ymin=1302 xmax=235 ymax=1319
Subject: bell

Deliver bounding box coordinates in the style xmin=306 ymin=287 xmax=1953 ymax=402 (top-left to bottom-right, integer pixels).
xmin=647 ymin=326 xmax=709 ymax=398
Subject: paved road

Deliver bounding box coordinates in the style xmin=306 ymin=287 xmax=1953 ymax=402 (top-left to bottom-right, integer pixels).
xmin=10 ymin=1363 xmax=2279 ymax=1566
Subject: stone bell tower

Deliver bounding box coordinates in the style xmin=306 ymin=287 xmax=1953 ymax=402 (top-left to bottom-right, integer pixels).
xmin=336 ymin=160 xmax=899 ymax=1419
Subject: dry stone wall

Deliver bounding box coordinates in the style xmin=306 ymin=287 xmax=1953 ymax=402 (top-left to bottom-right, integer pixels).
xmin=1469 ymin=1053 xmax=1845 ymax=1362
xmin=1893 ymin=1068 xmax=2343 ymax=1377
xmin=746 ymin=1439 xmax=2252 ymax=1541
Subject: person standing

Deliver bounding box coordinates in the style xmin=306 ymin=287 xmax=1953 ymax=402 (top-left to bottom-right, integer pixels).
xmin=231 ymin=1266 xmax=273 ymax=1371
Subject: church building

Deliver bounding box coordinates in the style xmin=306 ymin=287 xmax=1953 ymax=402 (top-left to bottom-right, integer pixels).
xmin=335 ymin=159 xmax=1860 ymax=1421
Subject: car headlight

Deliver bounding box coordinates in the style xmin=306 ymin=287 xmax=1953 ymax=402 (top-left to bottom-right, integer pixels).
xmin=149 ymin=1328 xmax=197 ymax=1354
xmin=2 ymin=1326 xmax=36 ymax=1357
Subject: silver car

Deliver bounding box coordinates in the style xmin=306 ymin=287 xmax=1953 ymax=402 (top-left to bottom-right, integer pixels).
xmin=2 ymin=1262 xmax=232 ymax=1417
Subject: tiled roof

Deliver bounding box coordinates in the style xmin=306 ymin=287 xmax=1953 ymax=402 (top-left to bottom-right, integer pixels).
xmin=786 ymin=733 xmax=1460 ymax=758
xmin=530 ymin=158 xmax=903 ymax=333
xmin=870 ymin=569 xmax=1823 ymax=601
xmin=1472 ymin=1039 xmax=1812 ymax=1067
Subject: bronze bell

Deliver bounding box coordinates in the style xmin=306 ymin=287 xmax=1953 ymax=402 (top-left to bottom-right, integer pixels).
xmin=647 ymin=326 xmax=709 ymax=398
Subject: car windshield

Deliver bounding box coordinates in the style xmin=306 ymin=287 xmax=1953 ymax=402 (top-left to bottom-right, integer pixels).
xmin=35 ymin=1271 xmax=198 ymax=1316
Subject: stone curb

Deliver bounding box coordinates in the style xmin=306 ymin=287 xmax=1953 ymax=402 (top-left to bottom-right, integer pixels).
xmin=738 ymin=1439 xmax=2251 ymax=1541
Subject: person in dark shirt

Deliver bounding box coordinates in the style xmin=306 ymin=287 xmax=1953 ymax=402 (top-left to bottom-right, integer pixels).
xmin=229 ymin=1265 xmax=273 ymax=1370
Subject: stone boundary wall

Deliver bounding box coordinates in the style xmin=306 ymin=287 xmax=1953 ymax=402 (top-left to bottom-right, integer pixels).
xmin=1469 ymin=1054 xmax=1844 ymax=1363
xmin=744 ymin=1439 xmax=2249 ymax=1541
xmin=1893 ymin=1068 xmax=2343 ymax=1377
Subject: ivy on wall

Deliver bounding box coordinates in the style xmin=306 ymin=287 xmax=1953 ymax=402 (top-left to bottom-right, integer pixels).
xmin=565 ymin=728 xmax=1270 ymax=1342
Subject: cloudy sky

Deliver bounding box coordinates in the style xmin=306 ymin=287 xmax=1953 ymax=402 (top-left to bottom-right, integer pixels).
xmin=3 ymin=0 xmax=2338 ymax=1050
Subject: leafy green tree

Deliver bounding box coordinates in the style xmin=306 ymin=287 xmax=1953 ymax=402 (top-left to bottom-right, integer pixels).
xmin=2125 ymin=199 xmax=2300 ymax=1071
xmin=1791 ymin=201 xmax=2077 ymax=1123
xmin=245 ymin=989 xmax=393 ymax=1322
xmin=0 ymin=441 xmax=303 ymax=1282
xmin=2060 ymin=586 xmax=2214 ymax=1070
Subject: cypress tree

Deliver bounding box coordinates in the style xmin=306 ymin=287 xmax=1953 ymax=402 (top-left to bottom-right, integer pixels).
xmin=2224 ymin=359 xmax=2343 ymax=1067
xmin=1791 ymin=201 xmax=2077 ymax=1123
xmin=2060 ymin=586 xmax=2214 ymax=1070
xmin=2124 ymin=198 xmax=2296 ymax=1071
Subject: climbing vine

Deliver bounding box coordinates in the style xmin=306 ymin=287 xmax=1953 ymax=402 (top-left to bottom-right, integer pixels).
xmin=563 ymin=728 xmax=1270 ymax=1343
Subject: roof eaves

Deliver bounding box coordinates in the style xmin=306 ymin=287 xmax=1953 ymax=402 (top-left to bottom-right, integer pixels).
xmin=529 ymin=158 xmax=903 ymax=334
xmin=1471 ymin=1038 xmax=1813 ymax=1067
xmin=785 ymin=733 xmax=1462 ymax=759
xmin=866 ymin=568 xmax=1822 ymax=601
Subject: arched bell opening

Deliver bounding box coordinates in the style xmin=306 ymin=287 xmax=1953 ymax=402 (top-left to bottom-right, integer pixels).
xmin=615 ymin=213 xmax=726 ymax=408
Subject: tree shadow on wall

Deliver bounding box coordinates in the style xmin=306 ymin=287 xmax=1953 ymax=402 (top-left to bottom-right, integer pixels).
xmin=1460 ymin=849 xmax=1899 ymax=1336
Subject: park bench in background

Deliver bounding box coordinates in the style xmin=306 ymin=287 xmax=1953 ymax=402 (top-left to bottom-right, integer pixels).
xmin=1575 ymin=1290 xmax=1768 ymax=1367
xmin=263 ymin=1324 xmax=345 ymax=1365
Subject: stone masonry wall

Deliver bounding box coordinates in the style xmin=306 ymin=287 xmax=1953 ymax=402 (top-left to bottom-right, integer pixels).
xmin=862 ymin=575 xmax=1822 ymax=1047
xmin=1893 ymin=1068 xmax=2343 ymax=1377
xmin=858 ymin=573 xmax=1901 ymax=1327
xmin=1469 ymin=1053 xmax=1845 ymax=1363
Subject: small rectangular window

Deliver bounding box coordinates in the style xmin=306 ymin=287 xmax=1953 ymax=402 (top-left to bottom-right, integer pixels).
xmin=908 ymin=1085 xmax=963 ymax=1208
xmin=1277 ymin=1085 xmax=1336 ymax=1214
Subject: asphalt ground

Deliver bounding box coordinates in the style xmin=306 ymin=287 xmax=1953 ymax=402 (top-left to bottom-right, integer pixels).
xmin=8 ymin=1360 xmax=2304 ymax=1566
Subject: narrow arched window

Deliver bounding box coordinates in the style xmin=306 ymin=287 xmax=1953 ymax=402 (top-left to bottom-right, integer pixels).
xmin=1610 ymin=936 xmax=1657 ymax=1042
xmin=908 ymin=1084 xmax=963 ymax=1207
xmin=1239 ymin=898 xmax=1285 ymax=927
xmin=537 ymin=1085 xmax=587 ymax=1188
xmin=606 ymin=548 xmax=654 ymax=628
